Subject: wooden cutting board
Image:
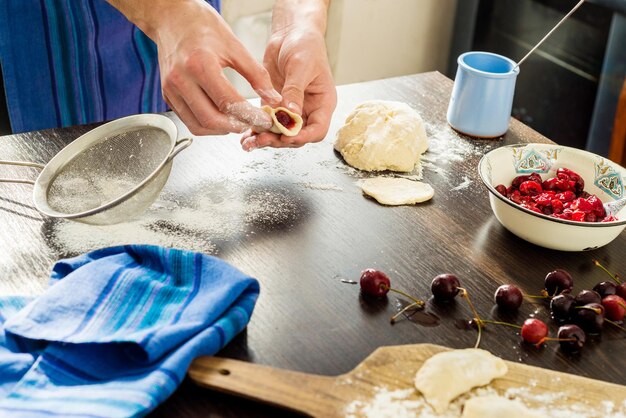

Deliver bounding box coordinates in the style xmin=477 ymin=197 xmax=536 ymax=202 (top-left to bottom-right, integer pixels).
xmin=188 ymin=344 xmax=626 ymax=417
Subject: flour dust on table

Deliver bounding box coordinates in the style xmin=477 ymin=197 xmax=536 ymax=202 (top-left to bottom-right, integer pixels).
xmin=45 ymin=180 xmax=306 ymax=256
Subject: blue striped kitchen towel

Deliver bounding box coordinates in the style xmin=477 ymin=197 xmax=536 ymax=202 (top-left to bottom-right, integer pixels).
xmin=0 ymin=245 xmax=259 ymax=417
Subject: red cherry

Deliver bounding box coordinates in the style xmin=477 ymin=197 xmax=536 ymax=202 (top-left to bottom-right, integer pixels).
xmin=544 ymin=269 xmax=573 ymax=295
xmin=359 ymin=269 xmax=391 ymax=298
xmin=521 ymin=318 xmax=549 ymax=345
xmin=431 ymin=274 xmax=461 ymax=301
xmin=519 ymin=181 xmax=542 ymax=196
xmin=494 ymin=284 xmax=523 ymax=311
xmin=617 ymin=283 xmax=626 ymax=300
xmin=602 ymin=295 xmax=626 ymax=322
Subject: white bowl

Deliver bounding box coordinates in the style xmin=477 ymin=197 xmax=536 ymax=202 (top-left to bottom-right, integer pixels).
xmin=478 ymin=144 xmax=626 ymax=251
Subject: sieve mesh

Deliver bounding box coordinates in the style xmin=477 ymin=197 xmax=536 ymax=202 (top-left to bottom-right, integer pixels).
xmin=47 ymin=127 xmax=171 ymax=215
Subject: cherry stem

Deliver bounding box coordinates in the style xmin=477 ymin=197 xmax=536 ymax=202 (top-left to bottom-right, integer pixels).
xmin=474 ymin=320 xmax=482 ymax=349
xmin=606 ymin=319 xmax=626 ymax=333
xmin=458 ymin=287 xmax=482 ymax=325
xmin=390 ymin=301 xmax=423 ymax=324
xmin=574 ymin=306 xmax=602 ymax=315
xmin=524 ymin=290 xmax=550 ymax=300
xmin=592 ymin=259 xmax=622 ymax=284
xmin=535 ymin=337 xmax=576 ymax=349
xmin=480 ymin=319 xmax=522 ymax=329
xmin=457 ymin=287 xmax=484 ymax=348
xmin=381 ymin=285 xmax=425 ymax=308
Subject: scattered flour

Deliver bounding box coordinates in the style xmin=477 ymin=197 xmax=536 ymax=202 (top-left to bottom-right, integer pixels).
xmin=297 ymin=182 xmax=344 ymax=192
xmin=344 ymin=386 xmax=498 ymax=418
xmin=344 ymin=384 xmax=626 ymax=418
xmin=451 ymin=176 xmax=472 ymax=191
xmin=46 ymin=181 xmax=304 ymax=256
xmin=421 ymin=122 xmax=488 ymax=165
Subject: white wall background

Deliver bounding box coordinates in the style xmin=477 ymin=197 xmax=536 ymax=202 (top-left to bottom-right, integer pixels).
xmin=222 ymin=0 xmax=457 ymax=96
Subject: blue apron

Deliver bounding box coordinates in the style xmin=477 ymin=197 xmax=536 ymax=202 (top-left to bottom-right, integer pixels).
xmin=0 ymin=0 xmax=220 ymax=133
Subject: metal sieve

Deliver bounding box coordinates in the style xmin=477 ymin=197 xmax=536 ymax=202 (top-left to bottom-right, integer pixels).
xmin=0 ymin=114 xmax=192 ymax=225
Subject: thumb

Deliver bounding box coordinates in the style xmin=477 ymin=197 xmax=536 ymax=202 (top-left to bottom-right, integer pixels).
xmin=280 ymin=70 xmax=310 ymax=115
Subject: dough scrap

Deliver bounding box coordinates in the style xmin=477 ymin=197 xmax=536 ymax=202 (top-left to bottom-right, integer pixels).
xmin=261 ymin=106 xmax=303 ymax=137
xmin=461 ymin=395 xmax=542 ymax=418
xmin=414 ymin=348 xmax=508 ymax=414
xmin=334 ymin=100 xmax=428 ymax=172
xmin=360 ymin=177 xmax=433 ymax=206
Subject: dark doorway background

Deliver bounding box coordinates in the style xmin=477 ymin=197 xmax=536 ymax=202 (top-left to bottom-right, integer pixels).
xmin=471 ymin=0 xmax=612 ymax=149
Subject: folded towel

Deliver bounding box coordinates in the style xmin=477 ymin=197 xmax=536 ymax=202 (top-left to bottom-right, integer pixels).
xmin=0 ymin=245 xmax=260 ymax=417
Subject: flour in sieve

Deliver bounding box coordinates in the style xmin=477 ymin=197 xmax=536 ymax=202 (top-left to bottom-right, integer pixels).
xmin=47 ymin=175 xmax=139 ymax=214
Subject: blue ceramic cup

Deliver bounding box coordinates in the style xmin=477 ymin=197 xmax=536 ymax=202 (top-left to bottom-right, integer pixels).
xmin=447 ymin=51 xmax=519 ymax=138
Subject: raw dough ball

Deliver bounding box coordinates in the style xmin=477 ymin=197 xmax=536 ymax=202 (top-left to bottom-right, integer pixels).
xmin=461 ymin=395 xmax=542 ymax=418
xmin=414 ymin=348 xmax=508 ymax=414
xmin=360 ymin=177 xmax=434 ymax=205
xmin=261 ymin=106 xmax=303 ymax=137
xmin=334 ymin=100 xmax=428 ymax=172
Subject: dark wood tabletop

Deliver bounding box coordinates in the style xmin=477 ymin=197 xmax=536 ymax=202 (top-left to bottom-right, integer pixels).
xmin=0 ymin=72 xmax=624 ymax=417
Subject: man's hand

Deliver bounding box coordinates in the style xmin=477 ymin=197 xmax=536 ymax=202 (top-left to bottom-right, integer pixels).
xmin=241 ymin=0 xmax=336 ymax=150
xmin=108 ymin=0 xmax=281 ymax=135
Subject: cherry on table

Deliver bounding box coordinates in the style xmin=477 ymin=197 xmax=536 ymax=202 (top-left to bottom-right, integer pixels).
xmin=602 ymin=295 xmax=626 ymax=322
xmin=494 ymin=284 xmax=523 ymax=311
xmin=359 ymin=269 xmax=391 ymax=298
xmin=544 ymin=269 xmax=573 ymax=296
xmin=550 ymin=293 xmax=575 ymax=322
xmin=431 ymin=274 xmax=461 ymax=301
xmin=574 ymin=303 xmax=605 ymax=334
xmin=593 ymin=281 xmax=617 ymax=298
xmin=557 ymin=324 xmax=586 ymax=353
xmin=617 ymin=283 xmax=626 ymax=300
xmin=521 ymin=318 xmax=549 ymax=345
xmin=574 ymin=289 xmax=602 ymax=307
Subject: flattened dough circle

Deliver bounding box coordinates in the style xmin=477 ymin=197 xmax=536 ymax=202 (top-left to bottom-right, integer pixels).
xmin=360 ymin=177 xmax=434 ymax=206
xmin=262 ymin=106 xmax=303 ymax=137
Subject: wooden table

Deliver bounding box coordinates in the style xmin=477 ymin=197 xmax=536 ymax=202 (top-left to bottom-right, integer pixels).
xmin=0 ymin=72 xmax=624 ymax=417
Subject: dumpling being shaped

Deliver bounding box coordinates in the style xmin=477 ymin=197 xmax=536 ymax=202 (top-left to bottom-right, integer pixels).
xmin=261 ymin=106 xmax=303 ymax=137
xmin=414 ymin=348 xmax=508 ymax=414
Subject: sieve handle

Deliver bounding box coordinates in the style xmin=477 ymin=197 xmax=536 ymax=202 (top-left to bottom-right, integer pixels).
xmin=0 ymin=160 xmax=45 ymax=185
xmin=167 ymin=137 xmax=193 ymax=162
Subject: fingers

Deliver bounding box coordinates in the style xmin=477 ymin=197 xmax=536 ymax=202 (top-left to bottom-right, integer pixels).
xmin=225 ymin=102 xmax=273 ymax=132
xmin=230 ymin=43 xmax=282 ymax=105
xmin=279 ymin=58 xmax=313 ymax=115
xmin=186 ymin=58 xmax=274 ymax=131
xmin=163 ymin=86 xmax=249 ymax=136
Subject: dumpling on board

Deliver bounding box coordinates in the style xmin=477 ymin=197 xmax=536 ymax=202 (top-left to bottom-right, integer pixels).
xmin=414 ymin=348 xmax=508 ymax=414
